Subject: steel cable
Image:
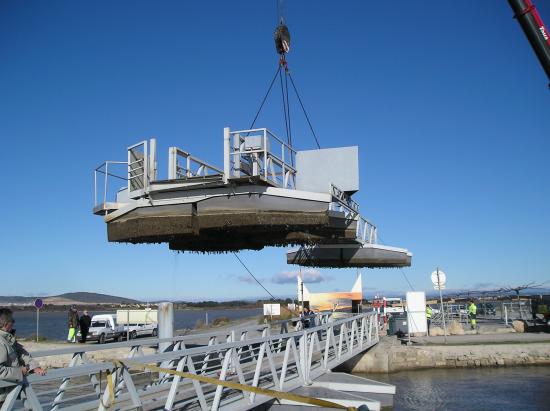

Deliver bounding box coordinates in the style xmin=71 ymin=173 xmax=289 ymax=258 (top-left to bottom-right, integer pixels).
xmin=249 ymin=65 xmax=282 ymax=130
xmin=377 ymin=234 xmax=415 ymax=291
xmin=232 ymin=252 xmax=277 ymax=300
xmin=288 ymin=72 xmax=321 ymax=149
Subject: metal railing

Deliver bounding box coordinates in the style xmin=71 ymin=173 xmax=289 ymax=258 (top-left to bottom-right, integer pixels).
xmin=330 ymin=184 xmax=359 ymax=215
xmin=168 ymin=148 xmax=224 ymax=180
xmin=429 ymin=303 xmax=469 ymax=326
xmin=227 ymin=128 xmax=296 ymax=189
xmin=355 ymin=216 xmax=377 ymax=244
xmin=127 ymin=140 xmax=150 ymax=198
xmin=0 ymin=312 xmax=378 ymax=411
xmin=93 ymin=161 xmax=128 ymax=214
xmin=497 ymin=300 xmax=532 ymax=321
xmin=328 ymin=184 xmax=377 ymax=245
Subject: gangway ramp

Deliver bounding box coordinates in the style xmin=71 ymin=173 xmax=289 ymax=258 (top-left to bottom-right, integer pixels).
xmin=0 ymin=313 xmax=388 ymax=411
xmin=93 ymin=127 xmax=411 ymax=267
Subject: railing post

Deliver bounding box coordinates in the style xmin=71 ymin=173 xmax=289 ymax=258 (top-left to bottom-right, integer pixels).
xmin=224 ymin=127 xmax=230 ymax=183
xmin=103 ymin=162 xmax=108 ymax=205
xmin=158 ymin=302 xmax=174 ymax=353
xmin=94 ymin=170 xmax=98 ymax=207
xmin=263 ymin=129 xmax=268 ymax=181
xmin=149 ymin=138 xmax=157 ymax=181
xmin=168 ymin=147 xmax=176 ymax=180
xmin=299 ymin=332 xmax=308 ymax=384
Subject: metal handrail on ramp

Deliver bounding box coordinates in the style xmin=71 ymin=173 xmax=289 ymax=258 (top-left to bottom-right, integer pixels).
xmin=1 ymin=313 xmax=379 ymax=411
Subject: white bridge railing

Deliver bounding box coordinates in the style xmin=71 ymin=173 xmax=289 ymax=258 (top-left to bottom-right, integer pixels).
xmin=168 ymin=147 xmax=224 ymax=180
xmin=225 ymin=128 xmax=297 ymax=189
xmin=0 ymin=312 xmax=378 ymax=411
xmin=329 ymin=184 xmax=377 ymax=245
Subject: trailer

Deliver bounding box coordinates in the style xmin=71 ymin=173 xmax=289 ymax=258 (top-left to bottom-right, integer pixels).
xmin=116 ymin=309 xmax=158 ymax=339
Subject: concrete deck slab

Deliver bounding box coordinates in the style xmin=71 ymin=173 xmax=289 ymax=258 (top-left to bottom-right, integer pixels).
xmin=312 ymin=372 xmax=395 ymax=408
xmin=282 ymin=386 xmax=381 ymax=411
xmin=287 ymin=243 xmax=412 ymax=268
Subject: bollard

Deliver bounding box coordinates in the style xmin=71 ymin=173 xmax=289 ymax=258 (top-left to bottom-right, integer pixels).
xmin=158 ymin=302 xmax=174 ymax=352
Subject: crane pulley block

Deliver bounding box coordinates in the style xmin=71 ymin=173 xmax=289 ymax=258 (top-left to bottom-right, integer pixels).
xmin=274 ymin=24 xmax=291 ymax=55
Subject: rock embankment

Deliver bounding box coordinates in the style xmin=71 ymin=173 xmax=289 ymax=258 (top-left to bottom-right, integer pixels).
xmin=341 ymin=336 xmax=550 ymax=373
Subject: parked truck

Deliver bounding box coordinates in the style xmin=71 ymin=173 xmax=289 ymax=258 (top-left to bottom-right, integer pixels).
xmin=78 ymin=309 xmax=158 ymax=343
xmin=81 ymin=314 xmax=125 ymax=344
xmin=116 ymin=309 xmax=158 ymax=340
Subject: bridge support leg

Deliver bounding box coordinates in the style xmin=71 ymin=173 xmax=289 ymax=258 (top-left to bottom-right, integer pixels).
xmin=158 ymin=302 xmax=174 ymax=353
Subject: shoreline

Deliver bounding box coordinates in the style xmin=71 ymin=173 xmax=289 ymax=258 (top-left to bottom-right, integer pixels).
xmin=6 ymin=306 xmax=264 ymax=313
xmin=340 ymin=335 xmax=550 ymax=373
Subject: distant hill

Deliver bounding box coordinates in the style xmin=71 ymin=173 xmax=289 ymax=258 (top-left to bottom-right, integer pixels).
xmin=52 ymin=292 xmax=139 ymax=304
xmin=0 ymin=296 xmax=34 ymax=305
xmin=0 ymin=292 xmax=140 ymax=305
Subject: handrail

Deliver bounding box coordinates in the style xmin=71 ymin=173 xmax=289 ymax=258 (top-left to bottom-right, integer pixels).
xmin=228 ymin=128 xmax=297 ymax=189
xmin=1 ymin=312 xmax=379 ymax=411
xmin=168 ymin=147 xmax=223 ymax=180
xmin=29 ymin=314 xmax=326 ymax=358
xmin=93 ymin=161 xmax=128 ymax=208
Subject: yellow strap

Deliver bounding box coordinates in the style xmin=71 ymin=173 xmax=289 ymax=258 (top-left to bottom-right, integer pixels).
xmin=99 ymin=369 xmax=116 ymax=408
xmin=109 ymin=359 xmax=357 ymax=411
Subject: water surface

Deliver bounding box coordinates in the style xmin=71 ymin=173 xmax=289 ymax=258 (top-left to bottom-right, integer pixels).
xmin=11 ymin=308 xmax=262 ymax=340
xmin=362 ymin=366 xmax=550 ymax=411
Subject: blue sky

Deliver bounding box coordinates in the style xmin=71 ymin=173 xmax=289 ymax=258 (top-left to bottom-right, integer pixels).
xmin=1 ymin=1 xmax=549 ymax=300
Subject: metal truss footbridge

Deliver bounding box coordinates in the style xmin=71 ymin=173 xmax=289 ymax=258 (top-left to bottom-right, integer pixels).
xmin=0 ymin=312 xmax=381 ymax=411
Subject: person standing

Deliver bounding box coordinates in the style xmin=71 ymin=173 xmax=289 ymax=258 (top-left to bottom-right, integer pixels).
xmin=426 ymin=305 xmax=433 ymax=335
xmin=67 ymin=306 xmax=79 ymax=343
xmin=468 ymin=300 xmax=477 ymax=330
xmin=0 ymin=308 xmax=46 ymax=405
xmin=79 ymin=311 xmax=91 ymax=343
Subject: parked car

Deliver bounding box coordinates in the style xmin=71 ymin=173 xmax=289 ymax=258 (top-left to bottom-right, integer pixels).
xmin=78 ymin=314 xmax=125 ymax=344
xmin=78 ymin=310 xmax=159 ymax=343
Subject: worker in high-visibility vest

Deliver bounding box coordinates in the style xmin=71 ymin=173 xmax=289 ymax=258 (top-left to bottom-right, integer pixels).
xmin=468 ymin=300 xmax=477 ymax=330
xmin=426 ymin=305 xmax=433 ymax=335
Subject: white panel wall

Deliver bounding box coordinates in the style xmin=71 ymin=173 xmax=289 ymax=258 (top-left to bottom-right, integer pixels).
xmin=295 ymin=146 xmax=359 ymax=194
xmin=406 ymin=291 xmax=427 ymax=334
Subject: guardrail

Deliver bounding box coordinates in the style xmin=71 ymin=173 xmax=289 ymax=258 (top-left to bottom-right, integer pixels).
xmin=329 ymin=184 xmax=377 ymax=245
xmin=226 ymin=128 xmax=296 ymax=189
xmin=0 ymin=312 xmax=378 ymax=411
xmin=93 ymin=161 xmax=128 ymax=215
xmin=168 ymin=148 xmax=224 ymax=180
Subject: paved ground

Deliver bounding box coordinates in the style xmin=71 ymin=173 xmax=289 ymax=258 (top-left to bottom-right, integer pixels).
xmin=412 ymin=332 xmax=550 ymax=346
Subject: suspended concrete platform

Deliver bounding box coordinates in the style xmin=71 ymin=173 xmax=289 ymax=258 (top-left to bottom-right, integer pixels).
xmin=93 ymin=127 xmax=412 ymax=266
xmin=287 ymin=243 xmax=412 ymax=268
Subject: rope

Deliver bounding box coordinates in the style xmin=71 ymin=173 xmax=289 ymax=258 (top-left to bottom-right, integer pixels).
xmin=284 ymin=69 xmax=292 ymax=147
xmin=232 ymin=253 xmax=277 ymax=300
xmin=249 ymin=66 xmax=282 ymax=130
xmin=104 ymin=359 xmax=358 ymax=411
xmin=399 ymin=269 xmax=415 ymax=292
xmin=288 ymin=73 xmax=321 ymax=149
xmin=377 ymin=234 xmax=415 ymax=291
xmin=278 ymin=65 xmax=291 ymax=145
xmin=99 ymin=369 xmax=115 ymax=408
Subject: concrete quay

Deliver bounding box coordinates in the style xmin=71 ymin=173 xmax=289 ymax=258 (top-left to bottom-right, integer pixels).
xmin=340 ymin=334 xmax=550 ymax=373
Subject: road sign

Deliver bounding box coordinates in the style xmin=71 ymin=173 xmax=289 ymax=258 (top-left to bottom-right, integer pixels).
xmin=263 ymin=304 xmax=281 ymax=316
xmin=431 ymin=268 xmax=448 ymax=342
xmin=34 ymin=299 xmax=43 ymax=343
xmin=431 ymin=270 xmax=446 ymax=287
